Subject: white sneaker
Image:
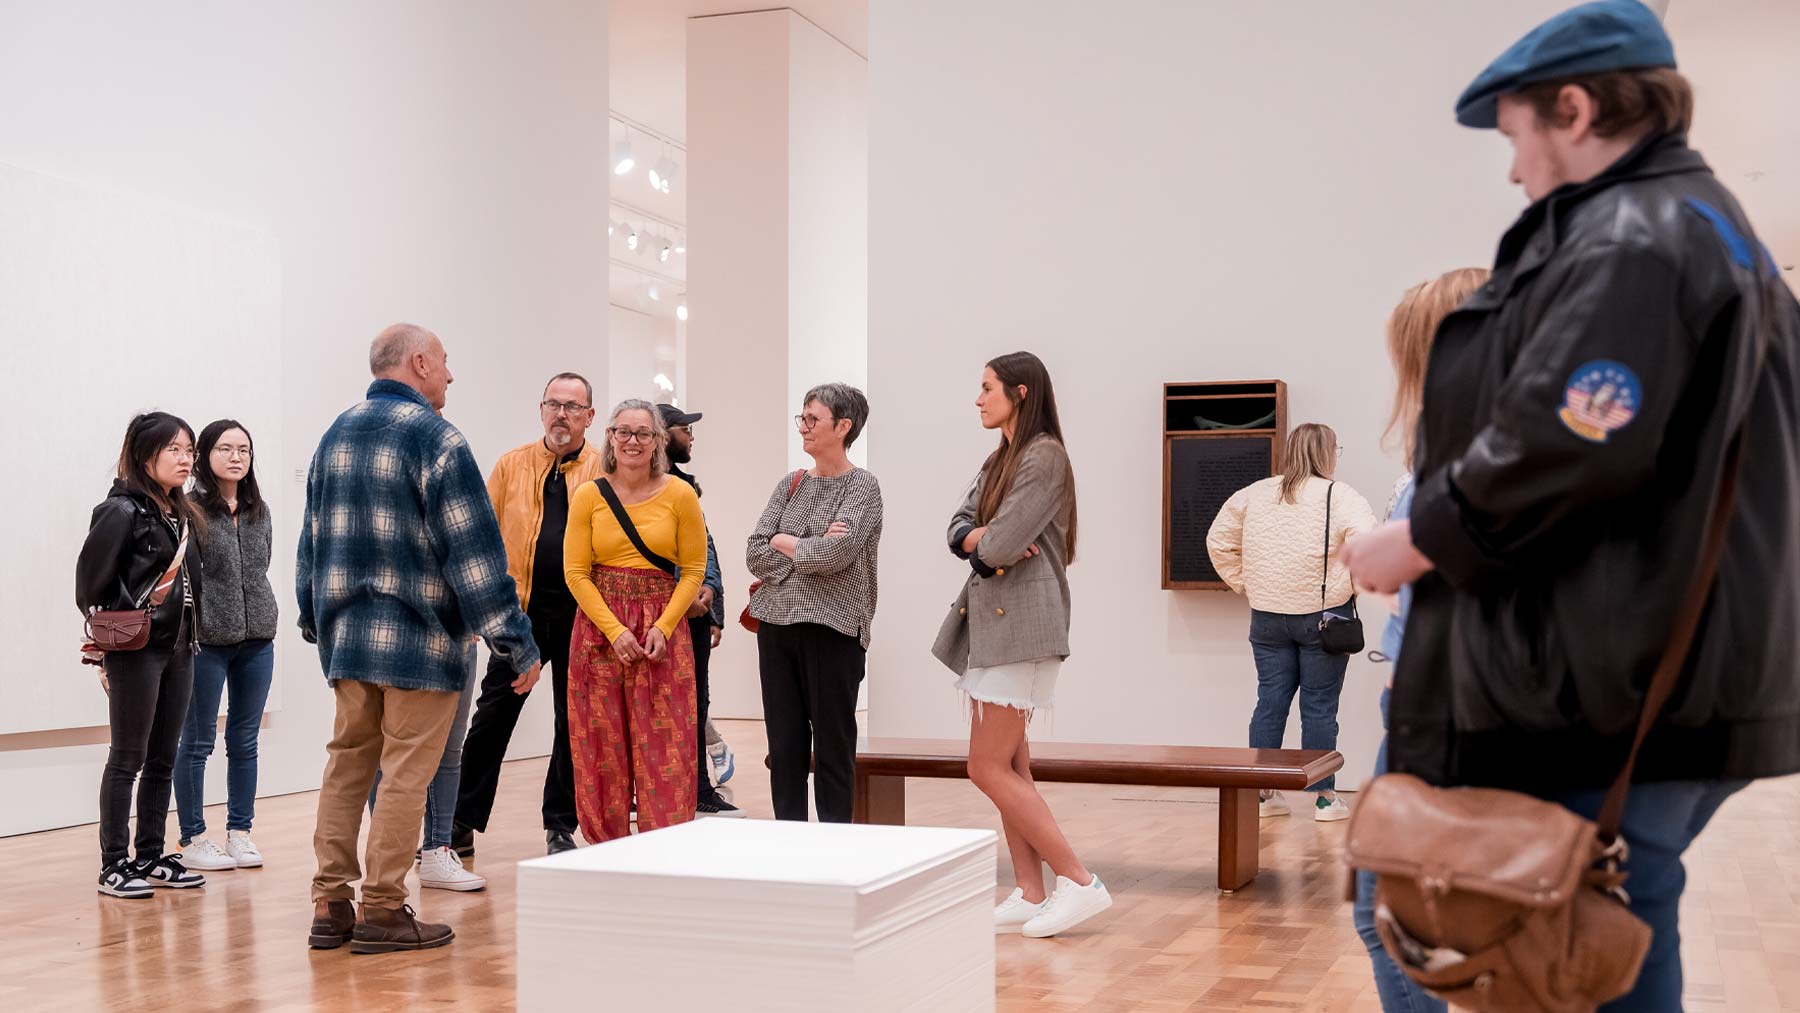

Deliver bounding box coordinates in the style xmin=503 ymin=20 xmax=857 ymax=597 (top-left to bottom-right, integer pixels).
xmin=180 ymin=837 xmax=237 ymax=871
xmin=1314 ymin=792 xmax=1350 ymax=823
xmin=994 ymin=887 xmax=1045 ymax=934
xmin=709 ymin=741 xmax=736 ymax=785
xmin=1021 ymin=874 xmax=1112 ymax=938
xmin=1259 ymin=792 xmax=1290 ymax=818
xmin=225 ymin=830 xmax=264 ymax=868
xmin=418 ymin=846 xmax=487 ymax=892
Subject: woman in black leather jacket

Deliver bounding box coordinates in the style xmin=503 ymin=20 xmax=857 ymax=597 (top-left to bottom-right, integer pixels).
xmin=75 ymin=412 xmax=209 ymax=898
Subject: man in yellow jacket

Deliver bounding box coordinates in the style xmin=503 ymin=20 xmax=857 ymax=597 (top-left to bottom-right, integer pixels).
xmin=453 ymin=372 xmax=605 ymax=856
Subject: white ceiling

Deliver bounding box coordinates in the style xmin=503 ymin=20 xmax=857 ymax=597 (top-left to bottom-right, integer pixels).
xmin=609 ymin=0 xmax=868 ymax=146
xmin=607 ymin=2 xmax=866 ymax=318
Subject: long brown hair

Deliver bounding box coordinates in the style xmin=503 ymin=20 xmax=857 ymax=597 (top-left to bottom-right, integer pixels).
xmin=1383 ymin=267 xmax=1490 ymax=467
xmin=1278 ymin=423 xmax=1338 ymax=504
xmin=977 ymin=352 xmax=1077 ymax=559
xmin=115 ymin=412 xmax=206 ymax=537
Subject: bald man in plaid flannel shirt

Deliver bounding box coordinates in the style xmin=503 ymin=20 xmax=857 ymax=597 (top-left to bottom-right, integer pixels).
xmin=299 ymin=323 xmax=541 ymax=955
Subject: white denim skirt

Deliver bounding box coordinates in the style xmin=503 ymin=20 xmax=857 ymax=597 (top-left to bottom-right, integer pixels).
xmin=956 ymin=657 xmax=1062 ymax=715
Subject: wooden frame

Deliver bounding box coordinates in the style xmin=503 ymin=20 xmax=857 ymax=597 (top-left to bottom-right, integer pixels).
xmin=1161 ymin=380 xmax=1288 ymax=590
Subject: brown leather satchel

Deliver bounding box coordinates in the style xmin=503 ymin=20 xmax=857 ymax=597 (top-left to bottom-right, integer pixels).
xmin=1345 ymin=433 xmax=1742 ymax=1011
xmin=84 ymin=529 xmax=188 ymax=656
xmin=740 ymin=469 xmax=807 ymax=634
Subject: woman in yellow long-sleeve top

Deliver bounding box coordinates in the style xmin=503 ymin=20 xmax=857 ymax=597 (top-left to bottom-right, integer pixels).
xmin=563 ymin=399 xmax=708 ymax=842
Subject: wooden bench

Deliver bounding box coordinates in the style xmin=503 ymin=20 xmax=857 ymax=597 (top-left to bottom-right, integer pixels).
xmin=849 ymin=737 xmax=1343 ymax=892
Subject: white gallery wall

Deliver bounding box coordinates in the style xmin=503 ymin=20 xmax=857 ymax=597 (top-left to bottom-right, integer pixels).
xmin=0 ymin=2 xmax=610 ymax=836
xmin=863 ymin=0 xmax=1800 ymax=787
xmin=686 ymin=10 xmax=868 ymax=720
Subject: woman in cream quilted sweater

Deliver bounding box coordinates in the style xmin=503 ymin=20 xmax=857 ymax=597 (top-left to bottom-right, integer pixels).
xmin=1206 ymin=423 xmax=1375 ymax=822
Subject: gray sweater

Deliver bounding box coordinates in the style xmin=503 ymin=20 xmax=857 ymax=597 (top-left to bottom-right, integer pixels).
xmin=197 ymin=499 xmax=279 ymax=645
xmin=745 ymin=468 xmax=883 ymax=648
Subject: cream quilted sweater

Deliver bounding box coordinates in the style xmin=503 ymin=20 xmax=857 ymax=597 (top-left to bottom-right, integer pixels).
xmin=1206 ymin=475 xmax=1377 ymax=615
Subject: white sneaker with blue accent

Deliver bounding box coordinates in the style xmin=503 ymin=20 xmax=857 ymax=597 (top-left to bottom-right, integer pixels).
xmin=993 ymin=888 xmax=1045 ymax=934
xmin=1021 ymin=874 xmax=1112 ymax=938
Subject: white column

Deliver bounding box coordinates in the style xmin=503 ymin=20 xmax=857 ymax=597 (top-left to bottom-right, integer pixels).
xmin=686 ymin=9 xmax=867 ymax=718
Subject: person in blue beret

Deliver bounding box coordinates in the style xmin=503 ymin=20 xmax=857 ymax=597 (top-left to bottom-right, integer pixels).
xmin=1347 ymin=2 xmax=1800 ymax=1009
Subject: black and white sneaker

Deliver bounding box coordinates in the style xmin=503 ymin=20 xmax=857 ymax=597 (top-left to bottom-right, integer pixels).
xmin=98 ymin=859 xmax=153 ymax=898
xmin=695 ymin=789 xmax=745 ymax=819
xmin=138 ymin=854 xmax=206 ymax=889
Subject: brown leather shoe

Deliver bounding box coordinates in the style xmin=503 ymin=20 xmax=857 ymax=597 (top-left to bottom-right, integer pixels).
xmin=349 ymin=903 xmax=455 ymax=954
xmin=308 ymin=899 xmax=356 ymax=949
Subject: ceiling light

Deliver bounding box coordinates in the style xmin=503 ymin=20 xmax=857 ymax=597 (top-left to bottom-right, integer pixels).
xmin=658 ymin=237 xmax=672 ymax=263
xmin=647 ymin=284 xmax=661 ymax=302
xmin=612 ymin=127 xmax=635 ymax=175
xmin=653 ymin=373 xmax=675 ymax=392
xmin=676 ymin=298 xmax=688 ymax=322
xmin=674 ymin=234 xmax=686 ymax=254
xmin=654 ymin=158 xmax=678 ymax=195
xmin=625 ymin=225 xmax=640 ymax=251
xmin=607 ymin=218 xmax=619 ymax=237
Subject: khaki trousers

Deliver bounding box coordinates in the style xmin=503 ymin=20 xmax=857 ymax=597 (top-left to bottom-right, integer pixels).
xmin=311 ymin=679 xmax=459 ymax=910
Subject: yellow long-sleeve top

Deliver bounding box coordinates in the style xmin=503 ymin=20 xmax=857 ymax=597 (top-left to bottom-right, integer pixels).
xmin=564 ymin=476 xmax=707 ymax=642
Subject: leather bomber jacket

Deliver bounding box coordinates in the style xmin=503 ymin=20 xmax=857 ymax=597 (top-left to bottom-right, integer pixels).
xmin=75 ymin=480 xmax=202 ymax=652
xmin=1390 ymin=134 xmax=1800 ymax=791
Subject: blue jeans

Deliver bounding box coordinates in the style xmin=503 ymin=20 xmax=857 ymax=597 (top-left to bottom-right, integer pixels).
xmin=1545 ymin=778 xmax=1746 ymax=1011
xmin=369 ymin=654 xmax=477 ymax=849
xmin=173 ymin=639 xmax=275 ymax=841
xmin=1353 ymin=689 xmax=1448 ymax=1013
xmin=1247 ymin=609 xmax=1347 ymax=792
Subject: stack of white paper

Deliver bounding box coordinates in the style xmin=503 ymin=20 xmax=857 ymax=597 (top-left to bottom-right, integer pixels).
xmin=517 ymin=819 xmax=998 ymax=1012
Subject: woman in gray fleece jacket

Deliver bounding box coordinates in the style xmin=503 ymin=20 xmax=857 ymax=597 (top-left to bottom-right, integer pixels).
xmin=173 ymin=420 xmax=279 ymax=871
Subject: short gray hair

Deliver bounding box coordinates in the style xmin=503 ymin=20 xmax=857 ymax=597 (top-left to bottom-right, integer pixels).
xmin=369 ymin=323 xmax=434 ymax=375
xmin=543 ymin=371 xmax=594 ymax=407
xmin=804 ymin=382 xmax=870 ymax=449
xmin=601 ymin=399 xmax=670 ymax=476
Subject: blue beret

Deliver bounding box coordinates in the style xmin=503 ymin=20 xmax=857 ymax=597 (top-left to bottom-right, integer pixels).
xmin=1456 ymin=0 xmax=1675 ymax=129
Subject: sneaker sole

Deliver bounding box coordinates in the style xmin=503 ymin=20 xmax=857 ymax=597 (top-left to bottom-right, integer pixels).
xmin=229 ymin=856 xmax=264 ymax=868
xmin=421 ymin=878 xmax=487 ymax=892
xmin=696 ymin=809 xmax=747 ymax=819
xmin=183 ymin=859 xmax=238 ymax=871
xmin=716 ymin=760 xmax=735 ymax=784
xmin=1314 ymin=811 xmax=1350 ymax=823
xmin=1021 ymin=894 xmax=1113 ymax=938
xmin=148 ymin=879 xmax=206 ymax=889
xmin=98 ymin=885 xmax=154 ymax=899
xmin=350 ymin=930 xmax=455 ymax=954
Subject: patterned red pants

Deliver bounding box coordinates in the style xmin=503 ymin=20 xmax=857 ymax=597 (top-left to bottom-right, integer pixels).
xmin=567 ymin=565 xmax=698 ymax=843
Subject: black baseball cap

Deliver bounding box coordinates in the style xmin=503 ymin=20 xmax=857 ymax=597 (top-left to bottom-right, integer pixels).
xmin=657 ymin=403 xmax=702 ymax=427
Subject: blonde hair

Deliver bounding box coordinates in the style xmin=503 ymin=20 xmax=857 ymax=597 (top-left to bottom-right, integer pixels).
xmin=1279 ymin=423 xmax=1338 ymax=504
xmin=601 ymin=399 xmax=670 ymax=476
xmin=1383 ymin=268 xmax=1491 ymax=467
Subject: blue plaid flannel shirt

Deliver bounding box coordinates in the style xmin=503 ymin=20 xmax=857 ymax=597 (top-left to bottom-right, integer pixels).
xmin=297 ymin=380 xmax=540 ymax=691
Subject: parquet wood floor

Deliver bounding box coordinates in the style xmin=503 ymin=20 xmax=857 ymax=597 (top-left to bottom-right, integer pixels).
xmin=4 ymin=719 xmax=1797 ymax=1011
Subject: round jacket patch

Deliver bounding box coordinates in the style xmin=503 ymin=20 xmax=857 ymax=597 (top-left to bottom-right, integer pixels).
xmin=1559 ymin=360 xmax=1642 ymax=444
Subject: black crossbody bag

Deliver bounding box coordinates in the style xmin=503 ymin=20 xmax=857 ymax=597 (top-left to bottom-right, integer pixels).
xmin=1318 ymin=482 xmax=1365 ymax=655
xmin=593 ymin=479 xmax=679 ymax=577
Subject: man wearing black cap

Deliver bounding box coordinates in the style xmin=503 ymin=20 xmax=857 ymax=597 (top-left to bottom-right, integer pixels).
xmin=1347 ymin=1 xmax=1800 ymax=1005
xmin=660 ymin=403 xmax=743 ymax=817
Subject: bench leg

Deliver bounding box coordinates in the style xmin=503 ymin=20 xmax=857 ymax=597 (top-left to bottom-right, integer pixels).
xmin=1217 ymin=787 xmax=1260 ymax=892
xmin=854 ymin=774 xmax=906 ymax=825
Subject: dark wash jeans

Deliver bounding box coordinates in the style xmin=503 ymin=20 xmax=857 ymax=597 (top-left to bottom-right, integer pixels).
xmin=1247 ymin=608 xmax=1348 ymax=792
xmin=175 ymin=638 xmax=275 ymax=840
xmin=100 ymin=640 xmax=195 ymax=868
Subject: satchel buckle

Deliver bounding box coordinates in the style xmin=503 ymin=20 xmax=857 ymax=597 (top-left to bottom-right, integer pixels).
xmin=1599 ymin=835 xmax=1632 ymax=905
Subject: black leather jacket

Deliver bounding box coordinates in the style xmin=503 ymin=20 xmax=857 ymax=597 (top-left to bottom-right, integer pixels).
xmin=1391 ymin=134 xmax=1800 ymax=791
xmin=75 ymin=480 xmax=202 ymax=652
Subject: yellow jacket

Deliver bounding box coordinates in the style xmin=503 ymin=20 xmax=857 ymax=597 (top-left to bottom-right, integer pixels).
xmin=488 ymin=439 xmax=607 ymax=611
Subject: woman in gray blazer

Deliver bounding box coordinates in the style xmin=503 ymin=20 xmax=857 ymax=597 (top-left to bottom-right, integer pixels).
xmin=933 ymin=352 xmax=1111 ymax=940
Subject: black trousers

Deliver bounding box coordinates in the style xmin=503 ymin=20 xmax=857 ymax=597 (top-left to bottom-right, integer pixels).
xmin=756 ymin=621 xmax=865 ymax=823
xmin=454 ymin=606 xmax=576 ymax=833
xmin=100 ymin=639 xmax=195 ymax=868
xmin=690 ymin=616 xmax=714 ymax=793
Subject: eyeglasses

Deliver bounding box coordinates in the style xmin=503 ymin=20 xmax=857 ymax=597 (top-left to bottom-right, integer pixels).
xmin=212 ymin=445 xmax=253 ymax=460
xmin=794 ymin=414 xmax=834 ymax=433
xmin=541 ymin=400 xmax=592 ymax=417
xmin=610 ymin=427 xmax=657 ymax=444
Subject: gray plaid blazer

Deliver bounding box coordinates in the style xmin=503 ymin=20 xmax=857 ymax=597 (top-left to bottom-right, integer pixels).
xmin=931 ymin=438 xmax=1073 ymax=675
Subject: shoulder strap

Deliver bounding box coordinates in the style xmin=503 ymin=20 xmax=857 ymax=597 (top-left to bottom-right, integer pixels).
xmin=1321 ymin=482 xmax=1333 ymax=612
xmin=593 ymin=479 xmax=678 ymax=578
xmin=1597 ymin=431 xmax=1742 ymax=842
xmin=787 ymin=469 xmax=806 ymax=499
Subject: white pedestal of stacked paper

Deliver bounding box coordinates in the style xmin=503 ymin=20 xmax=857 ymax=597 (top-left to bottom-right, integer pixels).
xmin=516 ymin=819 xmax=997 ymax=1012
